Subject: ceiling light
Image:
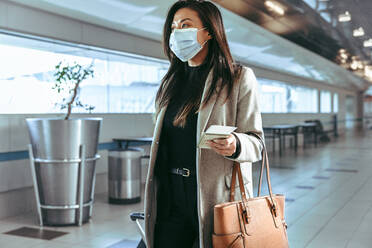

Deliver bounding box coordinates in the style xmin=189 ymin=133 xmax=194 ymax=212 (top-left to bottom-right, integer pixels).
xmin=353 ymin=27 xmax=365 ymax=37
xmin=358 ymin=62 xmax=364 ymax=70
xmin=264 ymin=1 xmax=285 ymax=16
xmin=340 ymin=53 xmax=348 ymax=59
xmin=350 ymin=56 xmax=363 ymax=71
xmin=337 ymin=49 xmax=348 ymax=61
xmin=338 ymin=11 xmax=351 ymax=22
xmin=363 ymin=39 xmax=372 ymax=47
xmin=365 ymin=66 xmax=372 ymax=79
xmin=350 ymin=61 xmax=358 ymax=70
xmin=338 ymin=48 xmax=346 ymax=53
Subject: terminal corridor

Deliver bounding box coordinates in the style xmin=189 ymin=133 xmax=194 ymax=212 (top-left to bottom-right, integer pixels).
xmin=0 ymin=128 xmax=370 ymax=248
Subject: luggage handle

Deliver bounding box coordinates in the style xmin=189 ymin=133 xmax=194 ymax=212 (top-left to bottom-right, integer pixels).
xmin=129 ymin=212 xmax=146 ymax=241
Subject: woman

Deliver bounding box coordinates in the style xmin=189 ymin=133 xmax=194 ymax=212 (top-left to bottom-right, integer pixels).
xmin=144 ymin=0 xmax=264 ymax=247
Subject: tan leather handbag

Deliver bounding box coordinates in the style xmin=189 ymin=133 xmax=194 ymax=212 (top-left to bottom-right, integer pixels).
xmin=213 ymin=132 xmax=289 ymax=248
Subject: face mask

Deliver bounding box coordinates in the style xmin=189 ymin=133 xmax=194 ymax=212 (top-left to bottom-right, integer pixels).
xmin=169 ymin=27 xmax=209 ymax=62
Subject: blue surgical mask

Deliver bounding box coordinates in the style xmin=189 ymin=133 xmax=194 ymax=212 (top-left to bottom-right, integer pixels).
xmin=169 ymin=27 xmax=209 ymax=62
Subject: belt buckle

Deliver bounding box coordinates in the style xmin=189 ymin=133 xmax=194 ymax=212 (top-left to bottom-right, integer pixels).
xmin=182 ymin=168 xmax=190 ymax=177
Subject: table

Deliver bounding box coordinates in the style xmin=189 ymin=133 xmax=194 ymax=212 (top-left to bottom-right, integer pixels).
xmin=113 ymin=137 xmax=153 ymax=158
xmin=263 ymin=125 xmax=299 ymax=156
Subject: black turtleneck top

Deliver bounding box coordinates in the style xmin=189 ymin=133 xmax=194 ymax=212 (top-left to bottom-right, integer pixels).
xmin=159 ymin=62 xmax=241 ymax=175
xmin=161 ymin=63 xmax=206 ymax=172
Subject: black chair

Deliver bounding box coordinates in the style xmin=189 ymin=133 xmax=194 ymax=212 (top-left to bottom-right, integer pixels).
xmin=304 ymin=120 xmax=330 ymax=143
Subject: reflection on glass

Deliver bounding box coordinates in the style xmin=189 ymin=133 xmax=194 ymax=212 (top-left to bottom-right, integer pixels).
xmin=333 ymin=93 xmax=338 ymax=113
xmin=0 ymin=34 xmax=168 ymax=114
xmin=287 ymin=84 xmax=318 ymax=113
xmin=320 ymin=90 xmax=331 ymax=113
xmin=258 ymin=78 xmax=318 ymax=113
xmin=302 ymin=0 xmax=317 ymax=9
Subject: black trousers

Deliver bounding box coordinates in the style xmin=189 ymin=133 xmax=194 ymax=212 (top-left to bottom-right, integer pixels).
xmin=154 ymin=173 xmax=200 ymax=248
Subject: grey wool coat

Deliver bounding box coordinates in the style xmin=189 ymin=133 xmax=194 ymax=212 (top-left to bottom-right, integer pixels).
xmin=143 ymin=65 xmax=264 ymax=248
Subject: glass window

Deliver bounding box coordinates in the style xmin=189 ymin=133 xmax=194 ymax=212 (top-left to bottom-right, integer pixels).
xmin=302 ymin=0 xmax=317 ymax=9
xmin=257 ymin=78 xmax=287 ymax=113
xmin=320 ymin=12 xmax=331 ymax=23
xmin=333 ymin=93 xmax=338 ymax=113
xmin=320 ymin=90 xmax=331 ymax=113
xmin=257 ymin=78 xmax=318 ymax=113
xmin=287 ymin=85 xmax=318 ymax=113
xmin=0 ymin=32 xmax=168 ymax=114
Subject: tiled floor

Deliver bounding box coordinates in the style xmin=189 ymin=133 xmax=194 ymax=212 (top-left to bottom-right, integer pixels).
xmin=1 ymin=129 xmax=372 ymax=247
xmin=265 ymin=129 xmax=372 ymax=248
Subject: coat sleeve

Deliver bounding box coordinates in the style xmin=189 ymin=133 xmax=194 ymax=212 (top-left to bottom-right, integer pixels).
xmin=224 ymin=66 xmax=264 ymax=163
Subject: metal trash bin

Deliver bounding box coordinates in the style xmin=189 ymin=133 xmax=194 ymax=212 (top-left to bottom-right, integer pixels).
xmin=108 ymin=147 xmax=144 ymax=204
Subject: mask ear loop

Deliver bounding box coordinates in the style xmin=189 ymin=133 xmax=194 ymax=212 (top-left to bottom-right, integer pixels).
xmin=197 ymin=27 xmax=210 ymax=47
xmin=200 ymin=39 xmax=209 ymax=47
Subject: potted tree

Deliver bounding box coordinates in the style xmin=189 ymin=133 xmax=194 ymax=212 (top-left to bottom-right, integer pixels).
xmin=26 ymin=60 xmax=102 ymax=226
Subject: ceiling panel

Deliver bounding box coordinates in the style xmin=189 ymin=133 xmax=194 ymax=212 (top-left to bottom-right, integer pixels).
xmin=4 ymin=0 xmax=368 ymax=90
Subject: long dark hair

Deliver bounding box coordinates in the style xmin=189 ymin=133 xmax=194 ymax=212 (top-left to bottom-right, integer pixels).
xmin=155 ymin=0 xmax=242 ymax=128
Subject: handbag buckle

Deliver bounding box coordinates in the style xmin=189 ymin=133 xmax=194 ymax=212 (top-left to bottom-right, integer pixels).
xmin=272 ymin=203 xmax=278 ymax=217
xmin=283 ymin=220 xmax=288 ymax=229
xmin=242 ymin=209 xmax=249 ymax=223
xmin=242 ymin=207 xmax=251 ymax=223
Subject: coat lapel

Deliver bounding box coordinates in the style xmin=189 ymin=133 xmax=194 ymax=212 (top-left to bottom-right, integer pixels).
xmin=153 ymin=106 xmax=166 ymax=144
xmin=197 ymin=68 xmax=219 ymax=140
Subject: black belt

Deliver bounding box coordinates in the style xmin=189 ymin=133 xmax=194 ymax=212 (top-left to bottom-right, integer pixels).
xmin=170 ymin=168 xmax=195 ymax=177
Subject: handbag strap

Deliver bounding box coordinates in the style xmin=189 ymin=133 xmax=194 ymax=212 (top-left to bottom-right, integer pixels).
xmin=229 ymin=132 xmax=278 ymax=217
xmin=230 ymin=162 xmax=247 ymax=202
xmin=230 ymin=162 xmax=251 ymax=223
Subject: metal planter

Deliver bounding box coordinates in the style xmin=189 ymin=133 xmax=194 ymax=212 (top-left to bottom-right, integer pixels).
xmin=26 ymin=118 xmax=102 ymax=226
